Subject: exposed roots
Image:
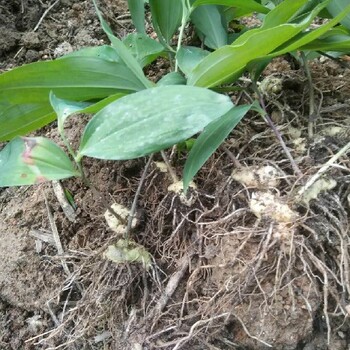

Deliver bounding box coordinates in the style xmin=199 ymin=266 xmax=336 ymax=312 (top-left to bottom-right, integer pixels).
xmin=23 ymin=59 xmax=350 ymax=350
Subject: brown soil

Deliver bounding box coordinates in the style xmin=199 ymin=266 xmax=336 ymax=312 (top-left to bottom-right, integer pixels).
xmin=1 ymin=1 xmax=350 ymax=350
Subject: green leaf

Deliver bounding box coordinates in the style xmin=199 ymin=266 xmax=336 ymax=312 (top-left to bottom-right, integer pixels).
xmin=0 ymin=137 xmax=79 ymax=187
xmin=1 ymin=103 xmax=51 ymax=142
xmin=157 ymin=72 xmax=187 ymax=86
xmin=177 ymin=46 xmax=210 ymax=77
xmin=64 ymin=188 xmax=77 ymax=209
xmin=1 ymin=57 xmax=144 ymax=105
xmin=49 ymin=92 xmax=128 ymax=143
xmin=78 ymin=86 xmax=233 ymax=160
xmin=190 ymin=5 xmax=228 ymax=49
xmin=261 ymin=0 xmax=309 ymax=29
xmin=1 ymin=93 xmax=129 ymax=142
xmin=191 ymin=0 xmax=269 ymax=14
xmin=0 ymin=56 xmax=136 ymax=141
xmin=327 ymin=0 xmax=350 ymax=30
xmin=247 ymin=57 xmax=273 ymax=83
xmin=80 ymin=94 xmax=128 ymax=112
xmin=149 ymin=0 xmax=183 ymax=44
xmin=127 ymin=0 xmax=146 ymax=33
xmin=231 ymin=0 xmax=309 ymax=47
xmin=247 ymin=3 xmax=350 ymax=79
xmin=123 ymin=33 xmax=164 ymax=67
xmin=183 ymin=105 xmax=251 ymax=191
xmin=177 ymin=138 xmax=196 ymax=154
xmin=188 ymin=0 xmax=330 ymax=87
xmin=268 ymin=3 xmax=350 ymax=56
xmin=62 ymin=45 xmax=121 ymax=62
xmin=50 ymin=92 xmax=92 ymax=127
xmin=92 ymin=0 xmax=153 ymax=89
xmin=300 ymin=28 xmax=350 ymax=52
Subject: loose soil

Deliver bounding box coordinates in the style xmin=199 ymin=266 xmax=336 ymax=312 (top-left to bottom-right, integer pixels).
xmin=0 ymin=1 xmax=350 ymax=350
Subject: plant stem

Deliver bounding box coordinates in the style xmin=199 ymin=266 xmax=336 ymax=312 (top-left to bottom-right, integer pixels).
xmin=125 ymin=154 xmax=154 ymax=241
xmin=58 ymin=124 xmax=79 ymax=167
xmin=301 ymin=52 xmax=316 ymax=139
xmin=161 ymin=150 xmax=179 ymax=183
xmin=76 ymin=160 xmax=89 ymax=186
xmin=254 ymin=85 xmax=302 ymax=177
xmin=175 ymin=1 xmax=191 ymax=72
xmin=222 ymin=145 xmax=242 ymax=168
xmin=168 ymin=52 xmax=174 ymax=71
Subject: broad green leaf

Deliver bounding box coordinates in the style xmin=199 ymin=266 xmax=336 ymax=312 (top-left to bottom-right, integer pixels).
xmin=1 ymin=103 xmax=53 ymax=142
xmin=261 ymin=0 xmax=309 ymax=29
xmin=92 ymin=0 xmax=153 ymax=89
xmin=188 ymin=1 xmax=330 ymax=87
xmin=183 ymin=105 xmax=251 ymax=191
xmin=0 ymin=56 xmax=137 ymax=141
xmin=127 ymin=0 xmax=146 ymax=33
xmin=1 ymin=57 xmax=143 ymax=105
xmin=229 ymin=0 xmax=318 ymax=53
xmin=232 ymin=0 xmax=309 ymax=47
xmin=1 ymin=93 xmax=129 ymax=142
xmin=292 ymin=0 xmax=326 ymax=18
xmin=0 ymin=137 xmax=79 ymax=187
xmin=224 ymin=5 xmax=268 ymax=21
xmin=300 ymin=28 xmax=350 ymax=52
xmin=123 ymin=33 xmax=164 ymax=67
xmin=62 ymin=45 xmax=121 ymax=62
xmin=149 ymin=0 xmax=183 ymax=44
xmin=78 ymin=93 xmax=128 ymax=113
xmin=177 ymin=46 xmax=210 ymax=77
xmin=78 ymin=86 xmax=233 ymax=160
xmin=188 ymin=27 xmax=301 ymax=87
xmin=50 ymin=92 xmax=128 ymax=136
xmin=191 ymin=0 xmax=269 ymax=14
xmin=267 ymin=4 xmax=350 ymax=56
xmin=190 ymin=5 xmax=228 ymax=49
xmin=157 ymin=72 xmax=187 ymax=86
xmin=248 ymin=3 xmax=350 ymax=79
xmin=327 ymin=0 xmax=350 ymax=30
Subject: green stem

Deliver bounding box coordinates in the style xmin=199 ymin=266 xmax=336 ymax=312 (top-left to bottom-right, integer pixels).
xmin=58 ymin=124 xmax=78 ymax=165
xmin=175 ymin=2 xmax=191 ymax=72
xmin=301 ymin=52 xmax=316 ymax=139
xmin=76 ymin=160 xmax=89 ymax=186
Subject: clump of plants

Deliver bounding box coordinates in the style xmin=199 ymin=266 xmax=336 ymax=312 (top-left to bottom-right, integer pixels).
xmin=1 ymin=0 xmax=350 ymax=188
xmin=1 ymin=0 xmax=350 ymax=347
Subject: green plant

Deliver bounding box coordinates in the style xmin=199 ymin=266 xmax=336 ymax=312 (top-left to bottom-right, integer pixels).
xmin=1 ymin=0 xmax=350 ymax=191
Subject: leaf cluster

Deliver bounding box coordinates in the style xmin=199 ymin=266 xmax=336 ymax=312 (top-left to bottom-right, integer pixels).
xmin=0 ymin=0 xmax=350 ymax=190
